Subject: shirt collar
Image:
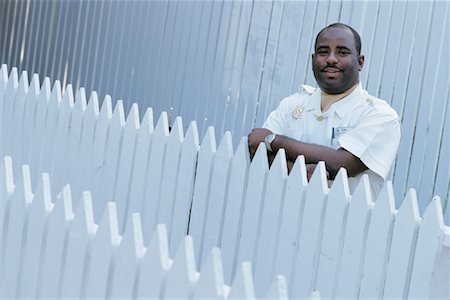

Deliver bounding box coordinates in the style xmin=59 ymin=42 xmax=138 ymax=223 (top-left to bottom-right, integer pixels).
xmin=331 ymin=83 xmax=365 ymax=119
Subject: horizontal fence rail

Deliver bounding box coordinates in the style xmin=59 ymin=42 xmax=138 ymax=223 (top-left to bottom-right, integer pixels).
xmin=0 ymin=66 xmax=449 ymax=299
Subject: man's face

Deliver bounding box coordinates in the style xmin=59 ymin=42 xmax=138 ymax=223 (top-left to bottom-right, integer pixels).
xmin=312 ymin=27 xmax=364 ymax=94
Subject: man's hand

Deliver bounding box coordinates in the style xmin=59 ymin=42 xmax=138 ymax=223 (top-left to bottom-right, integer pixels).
xmin=248 ymin=128 xmax=272 ymax=159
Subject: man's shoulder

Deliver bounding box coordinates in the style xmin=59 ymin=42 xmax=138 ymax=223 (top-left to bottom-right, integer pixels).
xmin=281 ymin=84 xmax=319 ymax=105
xmin=363 ymin=90 xmax=400 ymax=121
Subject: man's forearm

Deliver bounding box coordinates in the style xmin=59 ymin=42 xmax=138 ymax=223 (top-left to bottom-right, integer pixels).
xmin=270 ymin=134 xmax=367 ymax=178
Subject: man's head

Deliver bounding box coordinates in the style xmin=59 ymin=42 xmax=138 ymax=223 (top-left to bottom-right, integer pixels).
xmin=312 ymin=23 xmax=364 ymax=94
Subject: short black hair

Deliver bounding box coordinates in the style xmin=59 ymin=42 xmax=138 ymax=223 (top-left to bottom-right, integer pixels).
xmin=314 ymin=23 xmax=362 ymax=55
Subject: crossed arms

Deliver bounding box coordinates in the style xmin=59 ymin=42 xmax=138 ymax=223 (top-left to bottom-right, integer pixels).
xmin=248 ymin=128 xmax=368 ymax=180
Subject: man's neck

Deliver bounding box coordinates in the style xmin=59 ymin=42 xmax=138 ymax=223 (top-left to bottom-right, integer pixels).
xmin=320 ymin=83 xmax=358 ymax=112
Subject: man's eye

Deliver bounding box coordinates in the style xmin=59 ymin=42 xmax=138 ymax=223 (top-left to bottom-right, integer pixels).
xmin=317 ymin=49 xmax=328 ymax=54
xmin=338 ymin=50 xmax=350 ymax=56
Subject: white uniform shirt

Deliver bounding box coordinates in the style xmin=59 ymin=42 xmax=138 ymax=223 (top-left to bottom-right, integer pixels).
xmin=263 ymin=83 xmax=401 ymax=197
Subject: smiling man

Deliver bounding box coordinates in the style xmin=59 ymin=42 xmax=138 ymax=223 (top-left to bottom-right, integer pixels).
xmin=248 ymin=23 xmax=401 ymax=197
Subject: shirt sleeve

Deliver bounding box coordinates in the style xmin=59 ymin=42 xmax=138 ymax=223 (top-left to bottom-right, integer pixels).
xmin=262 ymin=99 xmax=290 ymax=135
xmin=338 ymin=110 xmax=401 ymax=180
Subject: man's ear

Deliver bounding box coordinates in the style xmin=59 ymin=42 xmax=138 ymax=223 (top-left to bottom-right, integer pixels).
xmin=358 ymin=55 xmax=365 ymax=71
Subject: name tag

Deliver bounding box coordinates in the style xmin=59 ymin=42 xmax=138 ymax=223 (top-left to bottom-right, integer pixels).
xmin=331 ymin=127 xmax=353 ymax=147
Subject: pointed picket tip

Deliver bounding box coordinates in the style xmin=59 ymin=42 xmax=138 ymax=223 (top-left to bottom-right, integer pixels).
xmin=60 ymin=184 xmax=75 ymax=221
xmin=62 ymin=84 xmax=74 ymax=107
xmin=141 ymin=107 xmax=154 ymax=135
xmin=146 ymin=223 xmax=172 ymax=270
xmin=22 ymin=165 xmax=34 ymax=204
xmin=99 ymin=94 xmax=113 ymax=120
xmin=169 ymin=116 xmax=184 ymax=143
xmin=328 ymin=168 xmax=351 ymax=200
xmin=307 ymin=161 xmax=329 ymax=195
xmin=29 ymin=74 xmax=41 ymax=97
xmin=270 ymin=148 xmax=288 ymax=178
xmin=112 ymin=99 xmax=126 ymax=126
xmin=397 ymin=188 xmax=421 ymax=223
xmin=228 ymin=261 xmax=256 ymax=300
xmin=200 ymin=126 xmax=217 ymax=154
xmin=87 ymin=91 xmax=100 ymax=116
xmin=250 ymin=142 xmax=269 ymax=173
xmin=264 ymin=275 xmax=289 ymax=300
xmin=217 ymin=131 xmax=233 ymax=160
xmin=351 ymin=174 xmax=373 ymax=207
xmin=0 ymin=64 xmax=8 ymax=87
xmin=131 ymin=213 xmax=146 ymax=258
xmin=18 ymin=70 xmax=29 ymax=93
xmin=41 ymin=77 xmax=52 ymax=98
xmin=233 ymin=137 xmax=250 ymax=166
xmin=126 ymin=103 xmax=140 ymax=130
xmin=1 ymin=156 xmax=15 ymax=193
xmin=105 ymin=202 xmax=122 ymax=246
xmin=41 ymin=173 xmax=54 ymax=213
xmin=289 ymin=155 xmax=308 ymax=187
xmin=154 ymin=111 xmax=170 ymax=137
xmin=172 ymin=235 xmax=199 ymax=283
xmin=81 ymin=191 xmax=98 ymax=236
xmin=50 ymin=80 xmax=62 ymax=104
xmin=185 ymin=121 xmax=200 ymax=149
xmin=8 ymin=67 xmax=18 ymax=88
xmin=373 ymin=181 xmax=397 ymax=216
xmin=139 ymin=107 xmax=155 ymax=135
xmin=74 ymin=87 xmax=87 ymax=111
xmin=421 ymin=196 xmax=445 ymax=231
xmin=195 ymin=247 xmax=226 ymax=298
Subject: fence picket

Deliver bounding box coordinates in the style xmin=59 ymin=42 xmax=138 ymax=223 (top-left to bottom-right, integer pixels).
xmin=254 ymin=149 xmax=288 ymax=295
xmin=72 ymin=92 xmax=100 ymax=203
xmin=290 ymin=162 xmax=329 ymax=298
xmin=193 ymin=247 xmax=227 ymax=299
xmin=2 ymin=68 xmax=18 ymax=159
xmin=220 ymin=137 xmax=250 ymax=283
xmin=264 ymin=275 xmax=289 ymax=300
xmin=383 ymin=189 xmax=420 ymax=299
xmin=48 ymin=84 xmax=74 ymax=193
xmin=85 ymin=202 xmax=121 ymax=298
xmin=28 ymin=78 xmax=51 ymax=185
xmin=156 ymin=116 xmax=184 ymax=234
xmin=124 ymin=107 xmax=154 ymax=233
xmin=39 ymin=81 xmax=62 ymax=176
xmin=335 ymin=175 xmax=373 ymax=298
xmin=169 ymin=121 xmax=199 ymax=255
xmin=114 ymin=103 xmax=140 ymax=233
xmin=162 ymin=235 xmax=198 ymax=299
xmin=359 ymin=181 xmax=396 ymax=298
xmin=408 ymin=197 xmax=447 ymax=298
xmin=86 ymin=95 xmax=112 ymax=215
xmin=236 ymin=143 xmax=268 ymax=271
xmin=95 ymin=100 xmax=126 ymax=221
xmin=137 ymin=223 xmax=172 ymax=299
xmin=201 ymin=132 xmax=233 ymax=265
xmin=141 ymin=111 xmax=170 ymax=242
xmin=0 ymin=66 xmax=9 ymax=159
xmin=19 ymin=74 xmax=40 ymax=167
xmin=273 ymin=155 xmax=308 ymax=284
xmin=0 ymin=165 xmax=33 ymax=299
xmin=228 ymin=262 xmax=256 ymax=300
xmin=18 ymin=173 xmax=53 ymax=298
xmin=109 ymin=213 xmax=143 ymax=298
xmin=315 ymin=168 xmax=350 ymax=298
xmin=38 ymin=184 xmax=74 ymax=298
xmin=65 ymin=88 xmax=87 ymax=195
xmin=10 ymin=71 xmax=29 ymax=164
xmin=59 ymin=191 xmax=98 ymax=299
xmin=189 ymin=126 xmax=216 ymax=268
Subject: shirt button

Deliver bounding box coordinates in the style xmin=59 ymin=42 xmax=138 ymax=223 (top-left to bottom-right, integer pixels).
xmin=316 ymin=115 xmax=324 ymax=122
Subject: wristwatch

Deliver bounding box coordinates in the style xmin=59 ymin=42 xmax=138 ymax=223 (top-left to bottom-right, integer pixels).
xmin=264 ymin=133 xmax=277 ymax=152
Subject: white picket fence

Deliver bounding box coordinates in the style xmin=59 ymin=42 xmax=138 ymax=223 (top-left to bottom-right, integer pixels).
xmin=1 ymin=65 xmax=449 ymax=299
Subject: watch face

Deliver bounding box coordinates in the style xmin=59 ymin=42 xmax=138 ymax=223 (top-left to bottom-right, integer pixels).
xmin=265 ymin=133 xmax=275 ymax=143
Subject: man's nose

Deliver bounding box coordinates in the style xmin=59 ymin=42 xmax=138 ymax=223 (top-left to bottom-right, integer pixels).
xmin=326 ymin=52 xmax=338 ymax=64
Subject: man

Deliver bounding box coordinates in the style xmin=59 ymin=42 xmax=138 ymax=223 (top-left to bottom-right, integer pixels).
xmin=248 ymin=23 xmax=401 ymax=197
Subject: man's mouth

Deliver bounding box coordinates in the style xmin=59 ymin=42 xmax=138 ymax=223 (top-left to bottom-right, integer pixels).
xmin=322 ymin=67 xmax=342 ymax=77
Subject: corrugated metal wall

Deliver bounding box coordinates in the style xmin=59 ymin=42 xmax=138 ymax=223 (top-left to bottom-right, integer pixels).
xmin=1 ymin=0 xmax=448 ymax=212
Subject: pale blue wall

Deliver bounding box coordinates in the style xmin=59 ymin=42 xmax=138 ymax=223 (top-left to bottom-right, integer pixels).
xmin=1 ymin=0 xmax=448 ymax=214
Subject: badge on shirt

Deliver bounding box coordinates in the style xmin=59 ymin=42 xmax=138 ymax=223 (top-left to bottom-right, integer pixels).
xmin=291 ymin=105 xmax=304 ymax=119
xmin=331 ymin=127 xmax=352 ymax=148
